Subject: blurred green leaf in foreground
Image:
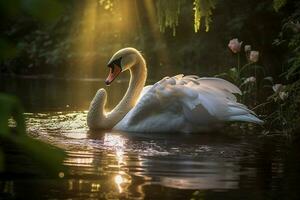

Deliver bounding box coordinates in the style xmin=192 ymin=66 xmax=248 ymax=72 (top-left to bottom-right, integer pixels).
xmin=0 ymin=93 xmax=66 ymax=176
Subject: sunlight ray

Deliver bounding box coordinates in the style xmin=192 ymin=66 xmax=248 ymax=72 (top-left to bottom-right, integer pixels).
xmin=143 ymin=0 xmax=172 ymax=75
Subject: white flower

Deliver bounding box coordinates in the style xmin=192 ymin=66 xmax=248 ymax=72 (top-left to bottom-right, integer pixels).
xmin=228 ymin=38 xmax=243 ymax=53
xmin=243 ymin=76 xmax=256 ymax=84
xmin=279 ymin=91 xmax=288 ymax=100
xmin=272 ymin=84 xmax=284 ymax=93
xmin=244 ymin=45 xmax=251 ymax=52
xmin=249 ymin=51 xmax=259 ymax=62
xmin=272 ymin=84 xmax=288 ymax=101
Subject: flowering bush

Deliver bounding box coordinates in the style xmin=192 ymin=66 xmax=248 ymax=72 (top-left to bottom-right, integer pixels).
xmin=217 ymin=38 xmax=266 ymax=107
xmin=217 ymin=37 xmax=300 ymax=136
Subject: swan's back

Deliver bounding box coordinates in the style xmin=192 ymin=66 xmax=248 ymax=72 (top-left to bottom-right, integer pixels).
xmin=114 ymin=75 xmax=263 ymax=133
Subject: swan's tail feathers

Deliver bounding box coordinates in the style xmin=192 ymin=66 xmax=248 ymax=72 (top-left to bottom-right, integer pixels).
xmin=228 ymin=114 xmax=264 ymax=125
xmin=226 ymin=103 xmax=264 ymax=125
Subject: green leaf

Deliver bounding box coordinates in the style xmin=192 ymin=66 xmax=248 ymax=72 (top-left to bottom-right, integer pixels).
xmin=0 ymin=150 xmax=4 ymax=172
xmin=8 ymin=134 xmax=66 ymax=174
xmin=0 ymin=39 xmax=18 ymax=60
xmin=273 ymin=0 xmax=287 ymax=12
xmin=0 ymin=93 xmax=24 ymax=136
xmin=240 ymin=64 xmax=266 ymax=76
xmin=0 ymin=93 xmax=66 ymax=175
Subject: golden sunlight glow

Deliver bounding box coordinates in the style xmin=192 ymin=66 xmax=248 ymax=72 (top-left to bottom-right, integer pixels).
xmin=69 ymin=1 xmax=137 ymax=77
xmin=63 ymin=131 xmax=87 ymax=139
xmin=103 ymin=133 xmax=132 ymax=193
xmin=91 ymin=183 xmax=101 ymax=192
xmin=68 ymin=180 xmax=73 ymax=190
xmin=68 ymin=0 xmax=171 ymax=80
xmin=58 ymin=172 xmax=65 ymax=178
xmin=143 ymin=0 xmax=171 ymax=73
xmin=115 ymin=174 xmax=123 ymax=185
xmin=114 ymin=174 xmax=124 ymax=193
xmin=114 ymin=173 xmax=132 ymax=193
xmin=104 ymin=133 xmax=126 ymax=165
xmin=103 ymin=133 xmax=125 ymax=147
xmin=69 ymin=0 xmax=98 ymax=77
xmin=64 ymin=151 xmax=94 ymax=167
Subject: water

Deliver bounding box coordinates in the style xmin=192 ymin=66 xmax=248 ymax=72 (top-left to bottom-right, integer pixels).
xmin=1 ymin=77 xmax=300 ymax=199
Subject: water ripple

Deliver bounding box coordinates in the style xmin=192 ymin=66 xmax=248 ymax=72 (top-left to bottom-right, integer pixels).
xmin=23 ymin=111 xmax=262 ymax=198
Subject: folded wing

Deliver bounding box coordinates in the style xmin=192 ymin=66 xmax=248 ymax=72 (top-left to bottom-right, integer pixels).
xmin=114 ymin=75 xmax=263 ymax=132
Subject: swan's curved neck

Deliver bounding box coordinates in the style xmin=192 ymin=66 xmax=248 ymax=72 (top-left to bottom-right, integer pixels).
xmin=87 ymin=55 xmax=147 ymax=130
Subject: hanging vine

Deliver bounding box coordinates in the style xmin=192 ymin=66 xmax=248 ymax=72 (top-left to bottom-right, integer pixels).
xmin=156 ymin=0 xmax=216 ymax=35
xmin=193 ymin=0 xmax=216 ymax=32
xmin=98 ymin=0 xmax=216 ymax=35
xmin=156 ymin=0 xmax=184 ymax=36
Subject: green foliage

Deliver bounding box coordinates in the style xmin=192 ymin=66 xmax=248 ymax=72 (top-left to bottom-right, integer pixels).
xmin=216 ymin=67 xmax=239 ymax=85
xmin=0 ymin=93 xmax=66 ymax=175
xmin=193 ymin=0 xmax=216 ymax=32
xmin=284 ymin=29 xmax=300 ymax=79
xmin=0 ymin=94 xmax=25 ymax=136
xmin=22 ymin=0 xmax=63 ymax=23
xmin=268 ymin=84 xmax=300 ymax=135
xmin=156 ymin=0 xmax=216 ymax=35
xmin=0 ymin=0 xmax=68 ymax=74
xmin=286 ymin=57 xmax=300 ymax=78
xmin=0 ymin=39 xmax=18 ymax=61
xmin=273 ymin=0 xmax=287 ymax=11
xmin=0 ymin=0 xmax=64 ymax=23
xmin=253 ymin=2 xmax=300 ymax=136
xmin=0 ymin=0 xmax=283 ymax=78
xmin=156 ymin=0 xmax=184 ymax=36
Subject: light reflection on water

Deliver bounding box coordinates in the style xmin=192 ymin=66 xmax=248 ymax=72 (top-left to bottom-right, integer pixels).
xmin=21 ymin=111 xmax=253 ymax=199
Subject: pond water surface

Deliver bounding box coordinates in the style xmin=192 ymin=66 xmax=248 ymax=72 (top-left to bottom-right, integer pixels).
xmin=1 ymin=77 xmax=300 ymax=200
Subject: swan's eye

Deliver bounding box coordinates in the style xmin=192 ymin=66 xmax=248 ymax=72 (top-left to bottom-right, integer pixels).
xmin=108 ymin=57 xmax=122 ymax=69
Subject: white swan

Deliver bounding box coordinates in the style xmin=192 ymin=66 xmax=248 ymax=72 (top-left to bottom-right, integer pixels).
xmin=87 ymin=47 xmax=263 ymax=133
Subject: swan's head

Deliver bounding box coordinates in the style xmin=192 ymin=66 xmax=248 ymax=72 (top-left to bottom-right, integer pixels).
xmin=105 ymin=47 xmax=142 ymax=85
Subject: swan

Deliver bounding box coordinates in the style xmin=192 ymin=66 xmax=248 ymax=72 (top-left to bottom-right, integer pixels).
xmin=87 ymin=47 xmax=263 ymax=133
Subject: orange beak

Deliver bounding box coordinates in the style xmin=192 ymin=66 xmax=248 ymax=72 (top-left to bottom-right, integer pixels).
xmin=105 ymin=64 xmax=122 ymax=85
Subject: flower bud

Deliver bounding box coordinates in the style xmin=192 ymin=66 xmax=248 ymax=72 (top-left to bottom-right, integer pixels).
xmin=228 ymin=38 xmax=243 ymax=53
xmin=244 ymin=45 xmax=251 ymax=52
xmin=249 ymin=51 xmax=259 ymax=62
